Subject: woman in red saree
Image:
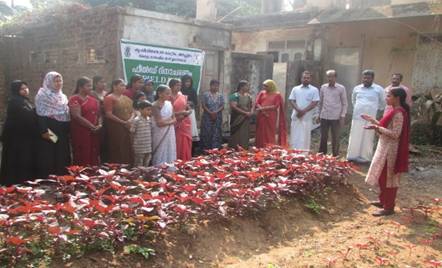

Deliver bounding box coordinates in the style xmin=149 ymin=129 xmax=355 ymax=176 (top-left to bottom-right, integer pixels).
xmin=363 ymin=87 xmax=409 ymax=216
xmin=255 ymin=79 xmax=287 ymax=148
xmin=169 ymin=79 xmax=192 ymax=161
xmin=69 ymin=77 xmax=101 ymax=166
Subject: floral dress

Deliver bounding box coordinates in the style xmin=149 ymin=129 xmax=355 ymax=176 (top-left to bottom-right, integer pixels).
xmin=200 ymin=91 xmax=224 ymax=151
xmin=365 ymin=112 xmax=404 ymax=188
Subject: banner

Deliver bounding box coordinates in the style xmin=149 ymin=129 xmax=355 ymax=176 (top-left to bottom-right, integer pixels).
xmin=120 ymin=39 xmax=205 ymax=92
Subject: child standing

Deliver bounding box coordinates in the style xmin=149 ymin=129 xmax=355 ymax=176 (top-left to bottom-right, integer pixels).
xmin=132 ymin=100 xmax=153 ymax=166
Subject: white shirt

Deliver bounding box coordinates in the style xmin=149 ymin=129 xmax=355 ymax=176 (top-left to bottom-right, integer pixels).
xmin=352 ymin=83 xmax=386 ymax=120
xmin=289 ymin=84 xmax=320 ymax=119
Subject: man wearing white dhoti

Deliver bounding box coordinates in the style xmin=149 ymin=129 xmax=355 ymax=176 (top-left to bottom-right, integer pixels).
xmin=289 ymin=71 xmax=320 ymax=151
xmin=347 ymin=70 xmax=386 ymax=163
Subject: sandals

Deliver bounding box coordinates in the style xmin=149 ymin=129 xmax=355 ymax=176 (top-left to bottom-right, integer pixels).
xmin=372 ymin=209 xmax=395 ymax=217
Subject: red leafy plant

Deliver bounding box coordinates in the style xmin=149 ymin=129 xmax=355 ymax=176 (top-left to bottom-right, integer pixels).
xmin=0 ymin=146 xmax=353 ymax=265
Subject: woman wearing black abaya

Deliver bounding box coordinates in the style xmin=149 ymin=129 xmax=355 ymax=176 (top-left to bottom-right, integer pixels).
xmin=35 ymin=71 xmax=71 ymax=178
xmin=0 ymin=80 xmax=39 ymax=185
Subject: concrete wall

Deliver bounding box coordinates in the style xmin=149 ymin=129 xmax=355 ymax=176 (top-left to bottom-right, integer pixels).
xmin=120 ymin=8 xmax=234 ymax=129
xmin=261 ymin=0 xmax=284 ymax=13
xmin=0 ymin=7 xmax=122 ymax=99
xmin=233 ymin=27 xmax=312 ymax=53
xmin=196 ymin=0 xmax=217 ymax=21
xmin=232 ymin=16 xmax=442 ymax=94
xmin=0 ymin=6 xmax=234 ymax=120
xmin=324 ymin=17 xmax=442 ymax=92
xmin=302 ymin=0 xmax=435 ymax=10
xmin=121 ymin=8 xmax=232 ymax=93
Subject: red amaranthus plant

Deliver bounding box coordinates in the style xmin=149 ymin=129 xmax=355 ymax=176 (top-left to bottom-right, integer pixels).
xmin=0 ymin=146 xmax=353 ymax=265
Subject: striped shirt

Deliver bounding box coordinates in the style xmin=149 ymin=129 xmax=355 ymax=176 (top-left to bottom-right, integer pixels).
xmin=319 ymin=83 xmax=348 ymax=120
xmin=132 ymin=115 xmax=152 ymax=154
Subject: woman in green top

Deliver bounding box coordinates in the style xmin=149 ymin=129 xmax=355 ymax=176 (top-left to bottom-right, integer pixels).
xmin=229 ymin=80 xmax=254 ymax=149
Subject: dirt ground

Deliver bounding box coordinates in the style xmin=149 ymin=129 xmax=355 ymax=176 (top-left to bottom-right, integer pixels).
xmin=65 ymin=135 xmax=442 ymax=268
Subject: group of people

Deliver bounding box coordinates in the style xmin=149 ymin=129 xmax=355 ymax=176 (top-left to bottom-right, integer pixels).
xmin=233 ymin=69 xmax=410 ymax=216
xmin=0 ymin=69 xmax=411 ymax=216
xmin=279 ymin=69 xmax=410 ymax=216
xmin=0 ymin=71 xmax=232 ymax=185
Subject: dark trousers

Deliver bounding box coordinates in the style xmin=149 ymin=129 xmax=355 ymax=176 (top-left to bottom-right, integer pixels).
xmin=378 ymin=164 xmax=398 ymax=210
xmin=319 ymin=119 xmax=341 ymax=157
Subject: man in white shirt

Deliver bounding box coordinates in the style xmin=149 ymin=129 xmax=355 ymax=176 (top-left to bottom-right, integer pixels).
xmin=384 ymin=73 xmax=412 ymax=116
xmin=289 ymin=71 xmax=320 ymax=151
xmin=347 ymin=70 xmax=386 ymax=163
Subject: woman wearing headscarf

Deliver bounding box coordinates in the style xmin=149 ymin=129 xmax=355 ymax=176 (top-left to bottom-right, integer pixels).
xmin=0 ymin=81 xmax=39 ymax=185
xmin=363 ymin=87 xmax=410 ymax=216
xmin=181 ymin=75 xmax=200 ymax=145
xmin=69 ymin=77 xmax=101 ymax=166
xmin=229 ymin=80 xmax=254 ymax=149
xmin=255 ymin=79 xmax=287 ymax=148
xmin=35 ymin=71 xmax=71 ymax=178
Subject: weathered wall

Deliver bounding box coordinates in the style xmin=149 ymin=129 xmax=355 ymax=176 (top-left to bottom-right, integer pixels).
xmin=231 ymin=52 xmax=273 ymax=96
xmin=196 ymin=0 xmax=217 ymax=21
xmin=261 ymin=0 xmax=283 ymax=13
xmin=121 ymin=8 xmax=232 ymax=92
xmin=120 ymin=8 xmax=234 ymax=130
xmin=324 ymin=16 xmax=442 ymax=92
xmin=232 ymin=16 xmax=442 ymax=93
xmin=1 ymin=6 xmax=122 ymax=99
xmin=232 ymin=27 xmax=312 ymax=53
xmin=411 ymin=39 xmax=442 ymax=93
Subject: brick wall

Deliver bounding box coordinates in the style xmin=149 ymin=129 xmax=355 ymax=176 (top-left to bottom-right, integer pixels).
xmin=1 ymin=6 xmax=122 ymax=101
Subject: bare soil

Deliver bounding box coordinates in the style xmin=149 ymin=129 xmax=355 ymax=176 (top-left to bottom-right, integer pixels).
xmin=63 ymin=143 xmax=442 ymax=268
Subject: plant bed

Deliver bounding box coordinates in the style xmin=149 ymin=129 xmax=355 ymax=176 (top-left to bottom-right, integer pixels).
xmin=0 ymin=146 xmax=353 ymax=266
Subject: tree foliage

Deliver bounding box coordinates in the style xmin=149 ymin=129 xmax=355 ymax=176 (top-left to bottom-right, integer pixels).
xmin=0 ymin=2 xmax=29 ymax=21
xmin=1 ymin=0 xmax=260 ymax=24
xmin=30 ymin=0 xmax=67 ymax=9
xmin=217 ymin=0 xmax=261 ymax=18
xmin=29 ymin=0 xmax=260 ymax=18
xmin=0 ymin=2 xmax=14 ymax=21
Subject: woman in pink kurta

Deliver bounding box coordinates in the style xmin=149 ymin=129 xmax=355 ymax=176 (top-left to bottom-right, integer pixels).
xmin=362 ymin=87 xmax=410 ymax=216
xmin=169 ymin=79 xmax=192 ymax=161
xmin=255 ymin=80 xmax=287 ymax=148
xmin=69 ymin=77 xmax=101 ymax=166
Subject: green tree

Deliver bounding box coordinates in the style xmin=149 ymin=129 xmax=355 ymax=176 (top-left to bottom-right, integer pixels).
xmin=217 ymin=0 xmax=261 ymax=18
xmin=81 ymin=0 xmax=260 ymax=17
xmin=0 ymin=2 xmax=14 ymax=21
xmin=0 ymin=2 xmax=29 ymax=22
xmin=29 ymin=0 xmax=260 ymax=18
xmin=30 ymin=0 xmax=67 ymax=9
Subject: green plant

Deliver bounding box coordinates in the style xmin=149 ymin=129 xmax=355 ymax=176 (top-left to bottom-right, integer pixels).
xmin=305 ymin=198 xmax=321 ymax=215
xmin=123 ymin=244 xmax=155 ymax=260
xmin=123 ymin=225 xmax=137 ymax=241
xmin=424 ymin=219 xmax=440 ymax=236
